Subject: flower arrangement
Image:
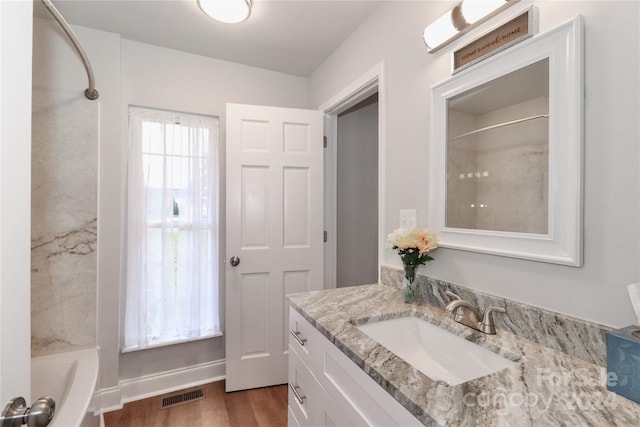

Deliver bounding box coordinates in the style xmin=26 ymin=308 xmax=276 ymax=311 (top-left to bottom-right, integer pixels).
xmin=387 ymin=227 xmax=438 ymax=266
xmin=387 ymin=228 xmax=438 ymax=303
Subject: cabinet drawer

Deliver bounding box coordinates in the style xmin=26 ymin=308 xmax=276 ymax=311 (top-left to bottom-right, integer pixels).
xmin=289 ymin=307 xmax=322 ymax=369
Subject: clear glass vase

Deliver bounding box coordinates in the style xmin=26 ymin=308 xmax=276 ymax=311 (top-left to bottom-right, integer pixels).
xmin=402 ymin=263 xmax=419 ymax=304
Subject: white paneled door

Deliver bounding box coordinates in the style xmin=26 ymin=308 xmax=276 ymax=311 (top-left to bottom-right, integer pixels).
xmin=225 ymin=104 xmax=324 ymax=392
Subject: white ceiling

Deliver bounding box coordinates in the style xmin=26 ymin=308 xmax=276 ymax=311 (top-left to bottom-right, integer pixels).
xmin=34 ymin=0 xmax=384 ymax=77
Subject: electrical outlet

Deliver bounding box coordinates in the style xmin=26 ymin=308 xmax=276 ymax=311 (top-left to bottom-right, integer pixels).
xmin=399 ymin=209 xmax=417 ymax=228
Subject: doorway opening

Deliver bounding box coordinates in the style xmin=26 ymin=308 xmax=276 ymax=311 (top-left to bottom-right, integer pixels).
xmin=320 ymin=62 xmax=387 ymax=289
xmin=336 ymin=94 xmax=379 ymax=287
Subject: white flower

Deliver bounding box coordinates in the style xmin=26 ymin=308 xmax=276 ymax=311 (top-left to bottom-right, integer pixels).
xmin=385 ymin=227 xmax=410 ymax=249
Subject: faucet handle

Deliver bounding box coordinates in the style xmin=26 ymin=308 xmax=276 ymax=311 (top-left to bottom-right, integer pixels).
xmin=480 ymin=306 xmax=506 ymax=334
xmin=444 ymin=290 xmax=461 ymax=301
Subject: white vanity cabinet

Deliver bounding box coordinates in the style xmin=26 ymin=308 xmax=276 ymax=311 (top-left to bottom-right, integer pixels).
xmin=288 ymin=307 xmax=422 ymax=427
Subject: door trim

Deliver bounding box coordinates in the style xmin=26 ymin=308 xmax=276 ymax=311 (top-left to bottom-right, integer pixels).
xmin=318 ymin=62 xmax=387 ymax=289
xmin=0 ymin=0 xmax=33 ymax=404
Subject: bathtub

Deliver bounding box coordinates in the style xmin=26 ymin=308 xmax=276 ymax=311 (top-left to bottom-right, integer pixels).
xmin=31 ymin=348 xmax=99 ymax=427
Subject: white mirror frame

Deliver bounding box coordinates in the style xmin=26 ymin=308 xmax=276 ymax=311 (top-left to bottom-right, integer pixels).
xmin=429 ymin=16 xmax=584 ymax=266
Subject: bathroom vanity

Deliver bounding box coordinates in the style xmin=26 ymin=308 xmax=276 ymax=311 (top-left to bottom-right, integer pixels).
xmin=288 ymin=306 xmax=421 ymax=426
xmin=287 ymin=271 xmax=640 ymax=426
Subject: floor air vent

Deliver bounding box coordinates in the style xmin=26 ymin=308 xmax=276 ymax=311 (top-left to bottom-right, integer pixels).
xmin=160 ymin=389 xmax=205 ymax=409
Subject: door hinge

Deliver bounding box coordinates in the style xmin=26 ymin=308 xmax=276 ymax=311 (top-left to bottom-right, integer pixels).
xmin=323 ymin=136 xmax=327 ymax=148
xmin=323 ymin=230 xmax=328 ymax=243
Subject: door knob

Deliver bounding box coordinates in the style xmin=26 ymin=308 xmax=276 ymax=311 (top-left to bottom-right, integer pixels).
xmin=230 ymin=256 xmax=240 ymax=267
xmin=1 ymin=396 xmax=55 ymax=427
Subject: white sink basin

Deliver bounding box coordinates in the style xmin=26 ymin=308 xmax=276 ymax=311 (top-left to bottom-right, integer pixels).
xmin=357 ymin=316 xmax=515 ymax=385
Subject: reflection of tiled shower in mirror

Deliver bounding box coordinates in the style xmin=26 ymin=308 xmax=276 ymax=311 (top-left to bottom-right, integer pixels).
xmin=446 ymin=58 xmax=549 ymax=234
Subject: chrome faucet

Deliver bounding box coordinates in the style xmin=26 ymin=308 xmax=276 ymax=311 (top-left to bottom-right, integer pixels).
xmin=444 ymin=291 xmax=505 ymax=334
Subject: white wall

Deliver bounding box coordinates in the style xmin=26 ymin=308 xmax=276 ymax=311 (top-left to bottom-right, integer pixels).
xmin=309 ymin=0 xmax=640 ymax=327
xmin=32 ymin=18 xmax=309 ymax=406
xmin=118 ymin=39 xmax=309 ymax=383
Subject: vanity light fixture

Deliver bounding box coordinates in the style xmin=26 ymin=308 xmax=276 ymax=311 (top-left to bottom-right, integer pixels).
xmin=423 ymin=0 xmax=519 ymax=53
xmin=198 ymin=0 xmax=252 ymax=24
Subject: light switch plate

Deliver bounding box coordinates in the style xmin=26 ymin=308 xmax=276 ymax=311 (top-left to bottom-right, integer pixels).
xmin=399 ymin=209 xmax=417 ymax=228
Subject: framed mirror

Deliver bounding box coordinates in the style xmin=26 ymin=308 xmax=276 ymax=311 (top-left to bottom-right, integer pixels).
xmin=429 ymin=16 xmax=583 ymax=266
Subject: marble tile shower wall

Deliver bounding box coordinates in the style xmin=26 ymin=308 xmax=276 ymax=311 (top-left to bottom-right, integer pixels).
xmin=31 ymin=90 xmax=98 ymax=357
xmin=380 ymin=265 xmax=609 ymax=367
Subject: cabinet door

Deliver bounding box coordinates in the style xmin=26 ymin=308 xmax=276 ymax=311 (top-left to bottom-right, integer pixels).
xmin=311 ymin=384 xmax=344 ymax=427
xmin=288 ymin=406 xmax=302 ymax=427
xmin=288 ymin=350 xmax=316 ymax=426
xmin=289 ymin=346 xmax=356 ymax=426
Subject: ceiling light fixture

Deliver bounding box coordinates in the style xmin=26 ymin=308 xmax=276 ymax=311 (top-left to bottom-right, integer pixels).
xmin=423 ymin=0 xmax=518 ymax=53
xmin=198 ymin=0 xmax=252 ymax=24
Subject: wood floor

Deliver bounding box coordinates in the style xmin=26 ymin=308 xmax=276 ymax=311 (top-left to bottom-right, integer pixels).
xmin=104 ymin=381 xmax=288 ymax=427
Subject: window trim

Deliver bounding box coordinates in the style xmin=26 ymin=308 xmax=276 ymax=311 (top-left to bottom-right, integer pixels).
xmin=121 ymin=331 xmax=224 ymax=354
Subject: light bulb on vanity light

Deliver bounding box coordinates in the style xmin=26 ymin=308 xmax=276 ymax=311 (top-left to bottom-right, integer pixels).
xmin=198 ymin=0 xmax=252 ymax=24
xmin=461 ymin=0 xmax=510 ymax=24
xmin=423 ymin=0 xmax=518 ymax=52
xmin=422 ymin=4 xmax=466 ymax=51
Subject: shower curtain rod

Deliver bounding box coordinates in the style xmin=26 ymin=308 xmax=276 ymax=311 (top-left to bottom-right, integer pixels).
xmin=448 ymin=114 xmax=549 ymax=141
xmin=41 ymin=0 xmax=99 ymax=100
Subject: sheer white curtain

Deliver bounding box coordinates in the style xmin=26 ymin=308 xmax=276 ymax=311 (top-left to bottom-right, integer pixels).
xmin=125 ymin=107 xmax=220 ymax=351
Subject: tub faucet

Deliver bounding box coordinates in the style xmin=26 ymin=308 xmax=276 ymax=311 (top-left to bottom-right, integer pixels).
xmin=444 ymin=291 xmax=505 ymax=334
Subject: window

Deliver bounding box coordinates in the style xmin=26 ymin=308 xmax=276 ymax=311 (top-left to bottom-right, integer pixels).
xmin=124 ymin=107 xmax=220 ymax=351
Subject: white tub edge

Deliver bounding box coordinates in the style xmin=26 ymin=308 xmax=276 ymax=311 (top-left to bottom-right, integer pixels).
xmin=32 ymin=348 xmax=99 ymax=427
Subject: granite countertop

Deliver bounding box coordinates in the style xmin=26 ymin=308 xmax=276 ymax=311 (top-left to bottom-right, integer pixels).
xmin=288 ymin=283 xmax=640 ymax=426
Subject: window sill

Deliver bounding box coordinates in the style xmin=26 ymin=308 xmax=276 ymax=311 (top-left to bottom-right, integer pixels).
xmin=121 ymin=331 xmax=223 ymax=354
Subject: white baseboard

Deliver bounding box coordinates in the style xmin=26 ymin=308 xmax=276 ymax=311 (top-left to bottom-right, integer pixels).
xmin=80 ymin=410 xmax=102 ymax=427
xmin=96 ymin=358 xmax=225 ymax=414
xmin=95 ymin=385 xmax=123 ymax=414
